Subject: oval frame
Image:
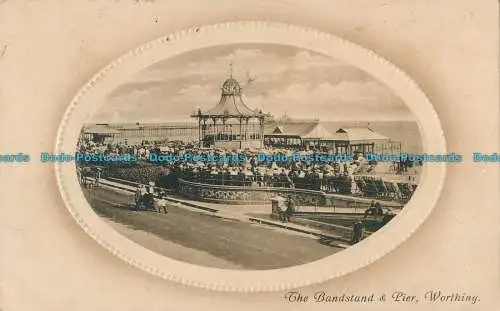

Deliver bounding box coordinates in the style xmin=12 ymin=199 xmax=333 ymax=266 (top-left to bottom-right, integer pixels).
xmin=55 ymin=21 xmax=446 ymax=292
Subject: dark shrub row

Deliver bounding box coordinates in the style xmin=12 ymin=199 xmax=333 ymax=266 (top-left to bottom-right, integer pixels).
xmin=104 ymin=163 xmax=178 ymax=189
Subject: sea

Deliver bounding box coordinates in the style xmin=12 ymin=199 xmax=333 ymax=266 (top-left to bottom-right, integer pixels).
xmin=320 ymin=121 xmax=423 ymax=153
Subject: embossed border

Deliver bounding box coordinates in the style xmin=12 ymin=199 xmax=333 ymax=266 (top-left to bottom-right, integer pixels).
xmin=54 ymin=21 xmax=446 ymax=292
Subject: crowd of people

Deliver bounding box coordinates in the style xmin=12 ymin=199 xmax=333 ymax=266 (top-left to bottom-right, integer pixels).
xmin=77 ymin=139 xmax=419 ymax=201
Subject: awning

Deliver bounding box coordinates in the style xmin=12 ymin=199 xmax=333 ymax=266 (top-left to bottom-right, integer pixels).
xmin=331 ymin=127 xmax=389 ymax=143
xmin=301 ymin=123 xmax=335 ymax=140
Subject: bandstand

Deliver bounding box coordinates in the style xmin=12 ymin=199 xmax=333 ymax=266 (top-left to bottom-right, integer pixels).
xmin=192 ymin=68 xmax=267 ymax=150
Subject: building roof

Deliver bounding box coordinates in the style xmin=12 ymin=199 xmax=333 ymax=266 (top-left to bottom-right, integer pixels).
xmin=264 ymin=122 xmax=391 ymax=143
xmin=196 ymin=77 xmax=265 ymax=117
xmin=301 ymin=123 xmax=336 ymax=140
xmin=332 ymin=127 xmax=389 ymax=142
xmin=221 ymin=78 xmax=242 ymax=95
xmin=272 ymin=126 xmax=285 ymax=134
xmin=265 ymin=122 xmax=318 ymax=136
xmin=205 ymin=94 xmax=260 ymax=116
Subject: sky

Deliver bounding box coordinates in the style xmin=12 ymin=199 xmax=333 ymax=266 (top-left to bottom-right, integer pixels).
xmin=89 ymin=43 xmax=415 ymax=123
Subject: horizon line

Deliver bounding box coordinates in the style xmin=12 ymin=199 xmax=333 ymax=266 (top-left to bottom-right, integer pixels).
xmin=85 ymin=118 xmax=417 ymax=125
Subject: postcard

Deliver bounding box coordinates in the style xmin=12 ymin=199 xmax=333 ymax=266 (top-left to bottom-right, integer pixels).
xmin=0 ymin=1 xmax=498 ymax=310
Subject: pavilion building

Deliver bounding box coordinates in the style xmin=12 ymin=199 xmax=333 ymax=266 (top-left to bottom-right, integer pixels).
xmin=81 ymin=125 xmax=121 ymax=144
xmin=330 ymin=127 xmax=397 ymax=154
xmin=264 ymin=122 xmax=335 ymax=149
xmin=264 ymin=122 xmax=401 ymax=154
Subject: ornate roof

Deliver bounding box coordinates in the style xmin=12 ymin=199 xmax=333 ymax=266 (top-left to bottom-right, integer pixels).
xmin=221 ymin=78 xmax=241 ymax=95
xmin=196 ymin=77 xmax=265 ymax=118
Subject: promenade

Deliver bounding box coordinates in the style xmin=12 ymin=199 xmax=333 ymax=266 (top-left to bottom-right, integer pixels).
xmin=85 ymin=177 xmax=366 ymax=245
xmin=82 ymin=183 xmax=350 ymax=269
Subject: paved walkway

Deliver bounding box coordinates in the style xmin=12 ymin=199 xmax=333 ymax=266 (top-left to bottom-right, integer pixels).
xmin=91 ymin=178 xmax=385 ymax=215
xmin=325 ymin=193 xmax=403 ymax=208
xmin=85 ymin=178 xmax=381 ymax=246
xmin=166 ymin=196 xmax=373 ymax=215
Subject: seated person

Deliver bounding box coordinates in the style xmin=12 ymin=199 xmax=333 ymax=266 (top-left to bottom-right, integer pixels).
xmin=364 ymin=200 xmax=384 ymax=217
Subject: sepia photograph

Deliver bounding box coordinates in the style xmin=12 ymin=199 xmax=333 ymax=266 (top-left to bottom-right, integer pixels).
xmin=3 ymin=1 xmax=497 ymax=308
xmin=76 ymin=44 xmax=423 ymax=270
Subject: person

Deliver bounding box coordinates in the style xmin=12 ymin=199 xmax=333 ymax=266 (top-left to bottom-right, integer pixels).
xmin=364 ymin=200 xmax=376 ymax=218
xmin=134 ymin=186 xmax=143 ymax=211
xmin=279 ymin=198 xmax=288 ymax=222
xmin=351 ymin=221 xmax=365 ymax=244
xmin=143 ymin=186 xmax=155 ymax=210
xmin=81 ymin=167 xmax=91 ymax=188
xmin=138 ymin=185 xmax=148 ymax=210
xmin=285 ymin=195 xmax=296 ymax=222
xmin=156 ymin=191 xmax=168 ymax=214
xmin=374 ymin=200 xmax=384 ymax=216
xmin=364 ymin=200 xmax=384 ymax=218
xmin=77 ymin=167 xmax=83 ymax=185
xmin=94 ymin=167 xmax=101 ymax=186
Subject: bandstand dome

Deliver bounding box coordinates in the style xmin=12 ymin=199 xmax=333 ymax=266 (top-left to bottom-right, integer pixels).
xmin=201 ymin=77 xmax=262 ymax=117
xmin=221 ymin=77 xmax=242 ymax=95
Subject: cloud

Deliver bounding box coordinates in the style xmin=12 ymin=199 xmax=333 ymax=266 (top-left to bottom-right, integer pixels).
xmin=89 ymin=45 xmax=413 ymax=123
xmin=108 ymin=80 xmax=168 ymax=98
xmin=137 ymin=49 xmax=345 ymax=86
xmin=252 ymin=81 xmax=412 ymax=120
